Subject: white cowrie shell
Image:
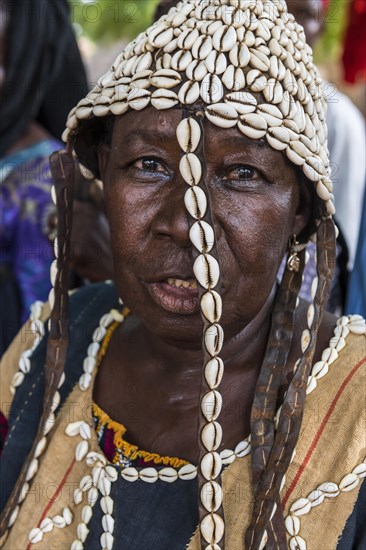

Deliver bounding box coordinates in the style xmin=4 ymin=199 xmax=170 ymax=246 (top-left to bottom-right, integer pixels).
xmin=307 ymin=489 xmax=324 ymax=507
xmin=178 ymin=463 xmax=197 ymax=480
xmin=77 ymin=522 xmax=89 ymax=542
xmin=121 ymin=467 xmax=139 ymax=482
xmin=139 ymin=467 xmax=159 ymax=483
xmin=100 ymin=531 xmax=114 ymax=550
xmin=88 ymin=486 xmax=99 ymax=505
xmin=238 ymin=113 xmax=267 ymax=139
xmin=179 ymin=153 xmax=202 ymax=186
xmin=177 ymin=117 xmax=201 ymax=153
xmin=100 ymin=312 xmax=114 ymax=328
xmin=266 ymin=126 xmax=291 ymax=151
xmin=229 ymin=43 xmax=250 ymax=67
xmin=28 ymin=527 xmax=43 ymax=544
xmin=205 ymin=102 xmax=238 ymax=128
xmin=220 ymin=448 xmax=235 ymax=465
xmin=201 ymin=480 xmax=223 ymax=512
xmin=249 ymin=48 xmax=270 ymax=71
xmin=192 ymin=35 xmax=213 ymax=60
xmin=128 ymin=88 xmax=150 ymax=111
xmin=177 ymin=28 xmax=200 ymax=50
xmin=150 ymin=69 xmax=181 ymax=89
xmin=205 ymin=51 xmax=227 ymax=75
xmin=201 ymin=390 xmax=223 ymax=421
xmin=178 ymin=80 xmax=200 ymax=104
xmin=311 ymin=360 xmax=328 ymax=379
xmin=289 ymin=497 xmax=311 ymax=516
xmin=105 ymin=465 xmax=118 ymax=482
xmin=75 ymin=102 xmax=93 ymax=120
xmin=246 ymin=69 xmax=267 ymax=92
xmin=339 ymin=473 xmax=359 ymax=492
xmin=285 ymin=514 xmax=300 ymax=536
xmin=93 ymin=326 xmax=107 ymax=342
xmin=200 ymin=451 xmax=222 ymax=479
xmin=83 ymin=356 xmax=96 ymax=374
xmin=82 ymin=504 xmax=93 ymax=524
xmin=201 ymin=291 xmax=222 ymax=324
xmin=70 ymin=540 xmax=83 ymax=550
xmin=321 ymin=347 xmax=338 ymax=365
xmin=303 ymin=158 xmax=322 ymax=182
xmin=75 ymin=440 xmax=89 ymax=462
xmin=40 ymin=517 xmax=54 ymax=533
xmin=50 ymin=390 xmax=61 ymax=413
xmin=92 ymin=465 xmax=105 ymax=487
xmin=63 ymin=507 xmax=73 ymax=525
xmin=110 ymin=100 xmax=128 ymax=115
xmin=26 ymin=458 xmax=38 ymax=481
xmin=34 ymin=436 xmax=47 ymax=459
xmin=200 ymin=73 xmax=224 ymax=103
xmin=257 ymin=103 xmax=283 ymax=126
xmin=11 ymin=371 xmax=24 ymax=389
xmin=134 ymin=52 xmax=153 ymax=73
xmin=65 ymin=421 xmax=84 ymax=437
xmin=73 ymin=488 xmax=83 ymax=505
xmin=224 ymin=91 xmax=256 ymax=114
xmin=200 ymin=512 xmax=225 ymax=544
xmin=19 ymin=354 xmax=31 ymax=374
xmin=8 ymin=505 xmax=19 ymax=527
xmin=301 ymin=329 xmax=311 ymax=352
xmin=212 ymin=24 xmax=237 ymax=52
xmin=184 ymin=186 xmax=207 ymax=219
xmin=204 ymin=357 xmax=224 ymax=389
xmin=316 ymin=180 xmax=331 ymax=201
xmin=101 ymin=495 xmax=114 ymax=515
xmin=205 ymin=323 xmax=224 ymax=356
xmin=102 ymin=514 xmax=115 ymax=533
xmin=234 ymin=438 xmax=251 ymax=457
xmin=186 ymin=59 xmax=208 ymax=82
xmin=99 ymin=476 xmax=112 ymax=496
xmin=201 ymin=421 xmax=223 ymax=452
xmin=148 ymin=23 xmax=174 ymax=49
xmin=158 ymin=467 xmax=179 ymax=483
xmin=352 ymin=463 xmax=366 ymax=477
xmin=79 ymin=372 xmax=92 ymax=391
xmin=221 ymin=65 xmax=245 ymax=91
xmin=190 ymin=221 xmax=215 ymax=253
xmin=193 ymin=254 xmax=220 ymax=290
xmin=48 ymin=288 xmax=55 ymax=310
xmin=151 ymin=89 xmax=179 ymax=110
xmin=171 ymin=50 xmax=192 ymax=71
xmin=50 ymin=259 xmax=58 ymax=286
xmin=53 ymin=514 xmax=66 ymax=528
xmin=306 ymin=375 xmax=317 ymax=395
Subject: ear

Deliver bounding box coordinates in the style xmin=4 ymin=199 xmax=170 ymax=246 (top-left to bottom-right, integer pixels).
xmin=292 ymin=178 xmax=314 ymax=242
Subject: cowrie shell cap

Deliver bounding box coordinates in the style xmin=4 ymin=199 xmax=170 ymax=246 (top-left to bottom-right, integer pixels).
xmin=67 ymin=0 xmax=334 ymax=216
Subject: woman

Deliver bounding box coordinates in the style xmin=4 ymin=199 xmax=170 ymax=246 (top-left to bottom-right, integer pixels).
xmin=0 ymin=0 xmax=365 ymax=548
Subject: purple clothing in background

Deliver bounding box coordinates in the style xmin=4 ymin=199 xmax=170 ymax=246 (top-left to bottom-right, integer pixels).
xmin=0 ymin=139 xmax=62 ymax=322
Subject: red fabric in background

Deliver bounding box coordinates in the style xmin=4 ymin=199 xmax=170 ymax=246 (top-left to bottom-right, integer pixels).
xmin=342 ymin=0 xmax=366 ymax=83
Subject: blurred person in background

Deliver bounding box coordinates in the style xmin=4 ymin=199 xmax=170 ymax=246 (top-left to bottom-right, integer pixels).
xmin=0 ymin=0 xmax=113 ymax=355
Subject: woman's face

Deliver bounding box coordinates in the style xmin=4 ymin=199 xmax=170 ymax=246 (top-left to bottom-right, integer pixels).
xmin=101 ymin=107 xmax=310 ymax=342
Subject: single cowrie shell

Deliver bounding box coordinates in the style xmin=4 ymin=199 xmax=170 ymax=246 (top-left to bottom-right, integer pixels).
xmin=205 ymin=51 xmax=227 ymax=75
xmin=285 ymin=514 xmax=300 ymax=536
xmin=63 ymin=507 xmax=73 ymax=525
xmin=201 ymin=73 xmax=224 ymax=103
xmin=178 ymin=463 xmax=197 ymax=480
xmin=48 ymin=288 xmax=55 ymax=310
xmin=110 ymin=100 xmax=128 ymax=115
xmin=50 ymin=390 xmax=61 ymax=413
xmin=193 ymin=254 xmax=220 ymax=290
xmin=186 ymin=59 xmax=208 ymax=82
xmin=151 ymin=89 xmax=179 ymax=110
xmin=86 ymin=451 xmax=106 ymax=466
xmin=92 ymin=465 xmax=105 ymax=487
xmin=92 ymin=326 xmax=107 ymax=343
xmin=179 ymin=153 xmax=202 ymax=186
xmin=177 ymin=117 xmax=201 ymax=154
xmin=82 ymin=504 xmax=93 ymax=524
xmin=286 ymin=146 xmax=305 ymax=167
xmin=206 ymin=20 xmax=224 ymax=37
xmin=34 ymin=436 xmax=47 ymax=459
xmin=148 ymin=23 xmax=174 ymax=49
xmin=221 ymin=65 xmax=245 ymax=91
xmin=100 ymin=531 xmax=114 ymax=550
xmin=290 ymin=497 xmax=311 ymax=516
xmin=200 ymin=512 xmax=225 ymax=544
xmin=121 ymin=467 xmax=139 ymax=482
xmin=212 ymin=24 xmax=237 ymax=52
xmin=177 ymin=28 xmax=200 ymax=50
xmin=101 ymin=496 xmax=114 ymax=515
xmin=139 ymin=467 xmax=159 ymax=483
xmin=171 ymin=50 xmax=192 ymax=72
xmin=83 ymin=356 xmax=96 ymax=374
xmin=348 ymin=320 xmax=366 ymax=335
xmin=134 ymin=51 xmax=153 ymax=73
xmin=150 ymin=69 xmax=181 ymax=89
xmin=339 ymin=473 xmax=359 ymax=492
xmin=266 ymin=126 xmax=291 ymax=151
xmin=329 ymin=335 xmax=345 ymax=352
xmin=77 ymin=522 xmax=89 ymax=542
xmin=105 ymin=465 xmax=118 ymax=483
xmin=75 ymin=440 xmax=89 ymax=462
xmin=307 ymin=489 xmax=324 ymax=506
xmin=220 ymin=448 xmax=235 ymax=465
xmin=289 ymin=535 xmax=306 ymax=550
xmin=178 ymin=80 xmax=201 ymax=105
xmin=301 ymin=329 xmax=311 ymax=352
xmin=19 ymin=354 xmax=31 ymax=374
xmin=184 ymin=186 xmax=207 ymax=220
xmin=75 ymin=100 xmax=93 ymax=120
xmin=289 ymin=139 xmax=312 ymax=160
xmin=200 ymin=451 xmax=222 ymax=479
xmin=307 ymin=303 xmax=315 ymax=328
xmin=11 ymin=371 xmax=24 ymax=388
xmin=229 ymin=43 xmax=250 ymax=67
xmin=321 ymin=347 xmax=338 ymax=365
xmin=50 ymin=259 xmax=58 ymax=286
xmin=317 ymin=482 xmax=340 ymax=498
xmin=238 ymin=113 xmax=267 ymax=139
xmin=128 ymin=88 xmax=150 ymax=111
xmin=204 ymin=323 xmax=224 ymax=356
xmin=102 ymin=514 xmax=115 ymax=534
xmin=201 ymin=480 xmax=223 ymax=512
xmin=306 ymin=375 xmax=317 ymax=395
xmin=99 ymin=476 xmax=112 ymax=496
xmin=26 ymin=458 xmax=38 ymax=481
xmin=28 ymin=527 xmax=43 ymax=544
xmin=65 ymin=421 xmax=84 ymax=437
xmin=73 ymin=488 xmax=83 ymax=505
xmin=224 ymin=91 xmax=256 ymax=114
xmin=52 ymin=514 xmax=66 ymax=529
xmin=157 ymin=467 xmax=178 ymax=483
xmin=256 ymin=18 xmax=272 ymax=40
xmin=192 ymin=35 xmax=213 ymax=60
xmin=8 ymin=505 xmax=19 ymax=527
xmin=190 ymin=221 xmax=215 ymax=253
xmin=258 ymin=103 xmax=283 ymax=127
xmin=201 ymin=390 xmax=223 ymax=422
xmin=352 ymin=463 xmax=366 ymax=477
xmin=100 ymin=312 xmax=114 ymax=328
xmin=40 ymin=517 xmax=54 ymax=533
xmin=201 ymin=291 xmax=222 ymax=324
xmin=70 ymin=540 xmax=83 ymax=550
xmin=87 ymin=486 xmax=99 ymax=506
xmin=234 ymin=438 xmax=251 ymax=457
xmin=201 ymin=421 xmax=223 ymax=452
xmin=311 ymin=360 xmax=328 ymax=379
xmin=79 ymin=372 xmax=92 ymax=392
xmin=205 ymin=102 xmax=238 ymax=129
xmin=204 ymin=357 xmax=224 ymax=389
xmin=249 ymin=48 xmax=270 ymax=72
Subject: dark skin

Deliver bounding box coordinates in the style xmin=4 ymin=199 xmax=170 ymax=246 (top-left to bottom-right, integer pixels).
xmin=93 ymin=107 xmax=335 ymax=463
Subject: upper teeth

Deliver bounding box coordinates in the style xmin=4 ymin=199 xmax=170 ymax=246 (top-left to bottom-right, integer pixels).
xmin=167 ymin=278 xmax=197 ymax=289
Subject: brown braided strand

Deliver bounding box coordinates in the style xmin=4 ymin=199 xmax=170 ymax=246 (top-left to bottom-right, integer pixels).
xmin=0 ymin=151 xmax=75 ymax=540
xmin=246 ymin=218 xmax=336 ymax=549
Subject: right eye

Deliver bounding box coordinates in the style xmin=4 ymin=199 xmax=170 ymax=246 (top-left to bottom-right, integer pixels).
xmin=133 ymin=158 xmax=166 ymax=173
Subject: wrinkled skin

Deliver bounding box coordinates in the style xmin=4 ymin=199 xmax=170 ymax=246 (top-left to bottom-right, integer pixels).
xmin=94 ymin=107 xmax=334 ymax=462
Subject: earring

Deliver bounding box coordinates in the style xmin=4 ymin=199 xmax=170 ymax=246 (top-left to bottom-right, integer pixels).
xmin=287 ymin=235 xmax=301 ymax=272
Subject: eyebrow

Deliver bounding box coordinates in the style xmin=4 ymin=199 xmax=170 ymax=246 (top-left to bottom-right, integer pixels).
xmin=120 ymin=128 xmax=175 ymax=147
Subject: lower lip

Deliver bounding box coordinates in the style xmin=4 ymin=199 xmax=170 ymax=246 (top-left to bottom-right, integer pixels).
xmin=147 ymin=281 xmax=199 ymax=314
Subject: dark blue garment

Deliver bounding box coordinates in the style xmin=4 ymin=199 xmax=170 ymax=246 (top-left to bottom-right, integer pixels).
xmin=346 ymin=188 xmax=366 ymax=317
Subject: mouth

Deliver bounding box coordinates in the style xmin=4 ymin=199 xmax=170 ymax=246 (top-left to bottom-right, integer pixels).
xmin=146 ymin=276 xmax=199 ymax=314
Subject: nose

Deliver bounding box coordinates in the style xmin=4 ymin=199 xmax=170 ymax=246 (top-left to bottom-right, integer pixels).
xmin=150 ymin=183 xmax=191 ymax=249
